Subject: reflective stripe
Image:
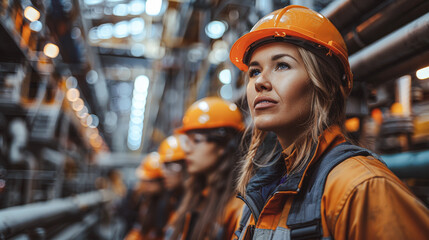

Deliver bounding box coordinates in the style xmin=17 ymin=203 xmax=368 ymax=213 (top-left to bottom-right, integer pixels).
xmin=271 ymin=226 xmax=291 ymax=240
xmin=242 ymin=226 xmax=328 ymax=240
xmin=254 ymin=228 xmax=274 ymax=239
xmin=241 ymin=226 xmax=291 ymax=240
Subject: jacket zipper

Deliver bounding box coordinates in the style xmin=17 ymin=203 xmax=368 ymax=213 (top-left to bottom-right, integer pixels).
xmin=236 ymin=194 xmax=260 ymax=223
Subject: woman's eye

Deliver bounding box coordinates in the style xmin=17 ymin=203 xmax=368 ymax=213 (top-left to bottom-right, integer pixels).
xmin=276 ymin=62 xmax=290 ymax=70
xmin=248 ymin=69 xmax=260 ymax=78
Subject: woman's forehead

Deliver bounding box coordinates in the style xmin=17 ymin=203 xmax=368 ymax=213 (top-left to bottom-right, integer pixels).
xmin=249 ymin=42 xmax=301 ymax=61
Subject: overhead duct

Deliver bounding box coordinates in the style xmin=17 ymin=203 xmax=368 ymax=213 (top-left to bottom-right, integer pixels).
xmin=349 ymin=13 xmax=429 ymax=81
xmin=344 ymin=0 xmax=429 ymax=54
xmin=321 ymin=0 xmax=386 ymax=31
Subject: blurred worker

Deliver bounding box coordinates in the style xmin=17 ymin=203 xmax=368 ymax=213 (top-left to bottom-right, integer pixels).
xmin=124 ymin=152 xmax=165 ymax=240
xmin=165 ymin=97 xmax=245 ymax=240
xmin=229 ymin=5 xmax=429 ymax=239
xmin=158 ymin=135 xmax=187 ymax=223
xmin=107 ymin=169 xmax=127 ymax=198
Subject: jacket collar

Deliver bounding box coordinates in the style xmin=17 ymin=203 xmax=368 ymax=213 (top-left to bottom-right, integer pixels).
xmin=277 ymin=125 xmax=346 ymax=192
xmin=243 ymin=126 xmax=346 ymax=215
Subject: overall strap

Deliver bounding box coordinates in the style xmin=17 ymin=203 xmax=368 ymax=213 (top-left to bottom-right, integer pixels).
xmin=287 ymin=142 xmax=381 ymax=240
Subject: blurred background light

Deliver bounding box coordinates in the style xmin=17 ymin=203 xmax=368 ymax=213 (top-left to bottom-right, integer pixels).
xmin=77 ymin=106 xmax=89 ymax=119
xmin=146 ymin=0 xmax=163 ymax=16
xmin=66 ymin=76 xmax=78 ymax=89
xmin=129 ymin=18 xmax=145 ymax=35
xmin=219 ymin=69 xmax=231 ymax=84
xmin=88 ymin=114 xmax=99 ymax=128
xmin=131 ymin=44 xmax=145 ymax=57
xmin=43 ymin=43 xmax=59 ymax=58
xmin=29 ymin=21 xmax=42 ymax=32
xmin=97 ymin=23 xmax=113 ymax=39
xmin=84 ymin=0 xmax=103 ymax=5
xmin=24 ymin=6 xmax=40 ymax=22
xmin=205 ymin=20 xmax=227 ymax=39
xmin=220 ymin=84 xmax=232 ymax=100
xmin=114 ymin=21 xmax=130 ymax=38
xmin=416 ymin=66 xmax=429 ymax=80
xmin=127 ymin=75 xmax=150 ymax=151
xmin=113 ymin=4 xmax=128 ymax=16
xmin=72 ymin=98 xmax=85 ymax=112
xmin=66 ymin=88 xmax=80 ymax=102
xmin=129 ymin=0 xmax=145 ymax=15
xmin=134 ymin=75 xmax=150 ymax=92
xmin=86 ymin=70 xmax=98 ymax=84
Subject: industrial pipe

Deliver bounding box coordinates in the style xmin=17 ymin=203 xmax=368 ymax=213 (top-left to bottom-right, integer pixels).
xmin=382 ymin=149 xmax=429 ymax=179
xmin=364 ymin=49 xmax=429 ymax=86
xmin=51 ymin=212 xmax=98 ymax=240
xmin=344 ymin=0 xmax=429 ymax=54
xmin=321 ymin=0 xmax=385 ymax=31
xmin=349 ymin=13 xmax=429 ymax=81
xmin=0 ymin=190 xmax=114 ymax=238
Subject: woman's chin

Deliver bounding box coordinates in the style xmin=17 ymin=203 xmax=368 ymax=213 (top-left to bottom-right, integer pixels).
xmin=253 ymin=118 xmax=278 ymax=132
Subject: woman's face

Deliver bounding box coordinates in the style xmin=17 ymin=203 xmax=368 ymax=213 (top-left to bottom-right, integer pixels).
xmin=246 ymin=42 xmax=312 ymax=146
xmin=138 ymin=180 xmax=162 ymax=195
xmin=162 ymin=161 xmax=185 ymax=190
xmin=182 ymin=133 xmax=223 ymax=175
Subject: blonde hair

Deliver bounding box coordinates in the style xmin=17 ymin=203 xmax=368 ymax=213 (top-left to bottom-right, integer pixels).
xmin=237 ymin=47 xmax=348 ymax=196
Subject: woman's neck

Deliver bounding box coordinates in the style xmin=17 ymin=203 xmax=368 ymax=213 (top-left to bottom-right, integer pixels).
xmin=276 ymin=125 xmax=306 ymax=150
xmin=277 ymin=132 xmax=296 ymax=150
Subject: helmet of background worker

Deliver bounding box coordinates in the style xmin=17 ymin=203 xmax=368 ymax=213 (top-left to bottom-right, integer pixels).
xmin=158 ymin=135 xmax=186 ymax=163
xmin=135 ymin=152 xmax=163 ymax=180
xmin=229 ymin=5 xmax=353 ymax=95
xmin=175 ymin=97 xmax=244 ymax=133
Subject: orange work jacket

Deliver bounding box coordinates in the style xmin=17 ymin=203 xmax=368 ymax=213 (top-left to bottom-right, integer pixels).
xmin=235 ymin=126 xmax=429 ymax=239
xmin=166 ymin=192 xmax=243 ymax=240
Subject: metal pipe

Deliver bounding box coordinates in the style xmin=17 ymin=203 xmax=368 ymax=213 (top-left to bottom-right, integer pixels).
xmin=51 ymin=212 xmax=98 ymax=240
xmin=349 ymin=13 xmax=429 ymax=81
xmin=321 ymin=0 xmax=385 ymax=31
xmin=382 ymin=149 xmax=429 ymax=179
xmin=364 ymin=49 xmax=429 ymax=86
xmin=344 ymin=0 xmax=429 ymax=54
xmin=0 ymin=190 xmax=114 ymax=238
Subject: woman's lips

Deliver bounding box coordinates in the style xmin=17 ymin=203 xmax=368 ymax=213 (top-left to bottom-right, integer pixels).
xmin=254 ymin=96 xmax=278 ymax=110
xmin=255 ymin=101 xmax=277 ymax=110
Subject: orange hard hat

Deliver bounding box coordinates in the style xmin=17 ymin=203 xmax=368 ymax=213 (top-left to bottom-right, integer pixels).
xmin=176 ymin=97 xmax=244 ymax=133
xmin=230 ymin=5 xmax=352 ymax=94
xmin=158 ymin=135 xmax=186 ymax=163
xmin=135 ymin=152 xmax=163 ymax=180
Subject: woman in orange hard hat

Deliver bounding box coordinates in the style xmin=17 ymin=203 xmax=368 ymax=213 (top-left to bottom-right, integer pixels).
xmin=165 ymin=97 xmax=244 ymax=240
xmin=158 ymin=135 xmax=187 ymax=225
xmin=124 ymin=152 xmax=165 ymax=240
xmin=230 ymin=5 xmax=429 ymax=240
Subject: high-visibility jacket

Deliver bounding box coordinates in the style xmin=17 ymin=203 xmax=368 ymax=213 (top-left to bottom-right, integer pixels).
xmin=235 ymin=126 xmax=429 ymax=240
xmin=166 ymin=193 xmax=243 ymax=240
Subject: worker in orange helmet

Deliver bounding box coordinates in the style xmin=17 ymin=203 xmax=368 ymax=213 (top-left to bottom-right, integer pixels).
xmin=165 ymin=97 xmax=245 ymax=240
xmin=230 ymin=5 xmax=429 ymax=240
xmin=159 ymin=135 xmax=187 ymax=192
xmin=124 ymin=152 xmax=165 ymax=240
xmin=158 ymin=135 xmax=188 ymax=225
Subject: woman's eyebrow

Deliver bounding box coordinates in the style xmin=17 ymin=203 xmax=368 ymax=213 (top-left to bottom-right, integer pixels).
xmin=249 ymin=61 xmax=260 ymax=67
xmin=249 ymin=53 xmax=298 ymax=67
xmin=272 ymin=53 xmax=298 ymax=63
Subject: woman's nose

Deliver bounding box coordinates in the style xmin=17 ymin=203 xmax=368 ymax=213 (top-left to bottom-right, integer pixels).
xmin=254 ymin=73 xmax=272 ymax=92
